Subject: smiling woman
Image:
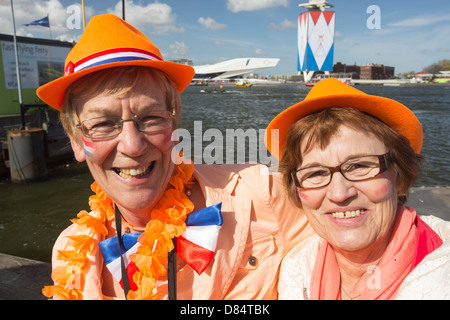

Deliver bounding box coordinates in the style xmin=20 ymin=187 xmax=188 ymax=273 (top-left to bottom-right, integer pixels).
xmin=269 ymin=78 xmax=450 ymax=300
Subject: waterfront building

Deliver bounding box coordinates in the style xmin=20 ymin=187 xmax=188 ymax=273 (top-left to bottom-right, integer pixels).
xmin=360 ymin=63 xmax=395 ymax=80
xmin=434 ymin=71 xmax=450 ymax=83
xmin=333 ymin=62 xmax=395 ymax=80
xmin=0 ymin=34 xmax=74 ymax=179
xmin=192 ymin=58 xmax=280 ymax=82
xmin=332 ymin=62 xmax=361 ymax=79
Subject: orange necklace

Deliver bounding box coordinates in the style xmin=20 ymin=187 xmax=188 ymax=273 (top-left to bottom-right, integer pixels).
xmin=43 ymin=161 xmax=195 ymax=300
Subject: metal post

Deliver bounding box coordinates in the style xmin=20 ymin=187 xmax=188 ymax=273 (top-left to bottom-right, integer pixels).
xmin=10 ymin=0 xmax=25 ymax=129
xmin=82 ymin=0 xmax=86 ymax=30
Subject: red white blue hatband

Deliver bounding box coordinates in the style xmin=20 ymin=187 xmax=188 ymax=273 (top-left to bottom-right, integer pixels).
xmin=64 ymin=47 xmax=162 ymax=76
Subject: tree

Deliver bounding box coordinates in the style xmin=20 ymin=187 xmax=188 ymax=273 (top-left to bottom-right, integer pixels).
xmin=423 ymin=59 xmax=450 ymax=73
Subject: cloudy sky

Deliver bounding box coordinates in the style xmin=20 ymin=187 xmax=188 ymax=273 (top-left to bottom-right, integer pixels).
xmin=2 ymin=0 xmax=450 ymax=75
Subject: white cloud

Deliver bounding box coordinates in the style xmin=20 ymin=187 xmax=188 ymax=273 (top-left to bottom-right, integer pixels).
xmin=388 ymin=13 xmax=450 ymax=27
xmin=198 ymin=17 xmax=227 ymax=30
xmin=267 ymin=18 xmax=296 ymax=30
xmin=108 ymin=0 xmax=185 ymax=35
xmin=255 ymin=48 xmax=265 ymax=55
xmin=227 ymin=0 xmax=289 ymax=13
xmin=0 ymin=0 xmax=91 ymax=41
xmin=169 ymin=41 xmax=189 ymax=56
xmin=3 ymin=0 xmax=186 ymax=40
xmin=1 ymin=0 xmax=185 ymax=41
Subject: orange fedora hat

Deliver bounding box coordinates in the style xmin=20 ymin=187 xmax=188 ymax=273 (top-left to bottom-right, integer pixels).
xmin=265 ymin=78 xmax=423 ymax=160
xmin=37 ymin=14 xmax=195 ymax=111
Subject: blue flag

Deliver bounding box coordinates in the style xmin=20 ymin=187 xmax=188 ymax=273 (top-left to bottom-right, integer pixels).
xmin=24 ymin=16 xmax=50 ymax=28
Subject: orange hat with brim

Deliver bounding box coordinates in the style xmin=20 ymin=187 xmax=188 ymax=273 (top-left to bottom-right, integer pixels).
xmin=37 ymin=14 xmax=195 ymax=111
xmin=265 ymin=78 xmax=423 ymax=160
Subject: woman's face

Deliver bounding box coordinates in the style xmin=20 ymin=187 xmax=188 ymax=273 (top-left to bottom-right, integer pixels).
xmin=69 ymin=77 xmax=175 ymax=216
xmin=297 ymin=125 xmax=398 ymax=253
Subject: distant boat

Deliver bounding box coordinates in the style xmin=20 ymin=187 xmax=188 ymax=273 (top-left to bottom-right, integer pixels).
xmin=200 ymin=86 xmax=226 ymax=93
xmin=236 ymin=81 xmax=252 ymax=87
xmin=305 ymin=78 xmax=319 ymax=87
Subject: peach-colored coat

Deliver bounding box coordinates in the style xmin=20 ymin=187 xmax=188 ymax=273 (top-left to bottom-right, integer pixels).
xmin=51 ymin=164 xmax=313 ymax=299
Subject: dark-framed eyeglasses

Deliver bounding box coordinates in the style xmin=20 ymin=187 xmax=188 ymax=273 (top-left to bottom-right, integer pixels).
xmin=76 ymin=110 xmax=174 ymax=141
xmin=292 ymin=153 xmax=391 ymax=189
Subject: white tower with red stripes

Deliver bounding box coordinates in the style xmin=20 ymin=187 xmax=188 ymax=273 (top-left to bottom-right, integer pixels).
xmin=298 ymin=0 xmax=335 ymax=83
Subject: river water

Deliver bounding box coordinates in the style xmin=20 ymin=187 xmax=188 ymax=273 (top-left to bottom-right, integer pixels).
xmin=1 ymin=83 xmax=449 ymax=262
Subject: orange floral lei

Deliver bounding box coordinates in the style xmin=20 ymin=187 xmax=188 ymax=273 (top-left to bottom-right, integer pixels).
xmin=42 ymin=161 xmax=195 ymax=300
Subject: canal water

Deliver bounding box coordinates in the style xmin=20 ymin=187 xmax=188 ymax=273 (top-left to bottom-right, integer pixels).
xmin=1 ymin=84 xmax=449 ymax=262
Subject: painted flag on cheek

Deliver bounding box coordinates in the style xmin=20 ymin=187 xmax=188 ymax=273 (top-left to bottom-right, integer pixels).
xmin=99 ymin=203 xmax=223 ymax=288
xmin=82 ymin=138 xmax=96 ymax=158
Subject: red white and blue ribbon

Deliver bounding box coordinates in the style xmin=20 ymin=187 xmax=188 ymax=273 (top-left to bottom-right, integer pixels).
xmin=177 ymin=202 xmax=223 ymax=274
xmin=98 ymin=232 xmax=141 ymax=290
xmin=64 ymin=47 xmax=162 ymax=76
xmin=99 ymin=203 xmax=222 ymax=289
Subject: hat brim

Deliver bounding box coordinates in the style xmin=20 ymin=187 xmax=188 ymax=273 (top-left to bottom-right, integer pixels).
xmin=265 ymin=93 xmax=423 ymax=160
xmin=37 ymin=59 xmax=195 ymax=111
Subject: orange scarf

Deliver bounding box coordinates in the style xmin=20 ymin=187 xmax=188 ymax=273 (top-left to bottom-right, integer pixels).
xmin=310 ymin=206 xmax=442 ymax=300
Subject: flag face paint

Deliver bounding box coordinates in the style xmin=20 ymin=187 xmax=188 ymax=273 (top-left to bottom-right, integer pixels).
xmin=298 ymin=190 xmax=309 ymax=201
xmin=82 ymin=138 xmax=96 ymax=158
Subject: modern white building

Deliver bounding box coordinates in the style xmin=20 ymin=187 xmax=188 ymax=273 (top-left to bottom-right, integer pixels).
xmin=192 ymin=58 xmax=280 ymax=81
xmin=299 ymin=0 xmax=333 ymax=11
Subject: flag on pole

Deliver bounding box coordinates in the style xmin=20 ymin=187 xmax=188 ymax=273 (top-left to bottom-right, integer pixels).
xmin=24 ymin=15 xmax=50 ymax=28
